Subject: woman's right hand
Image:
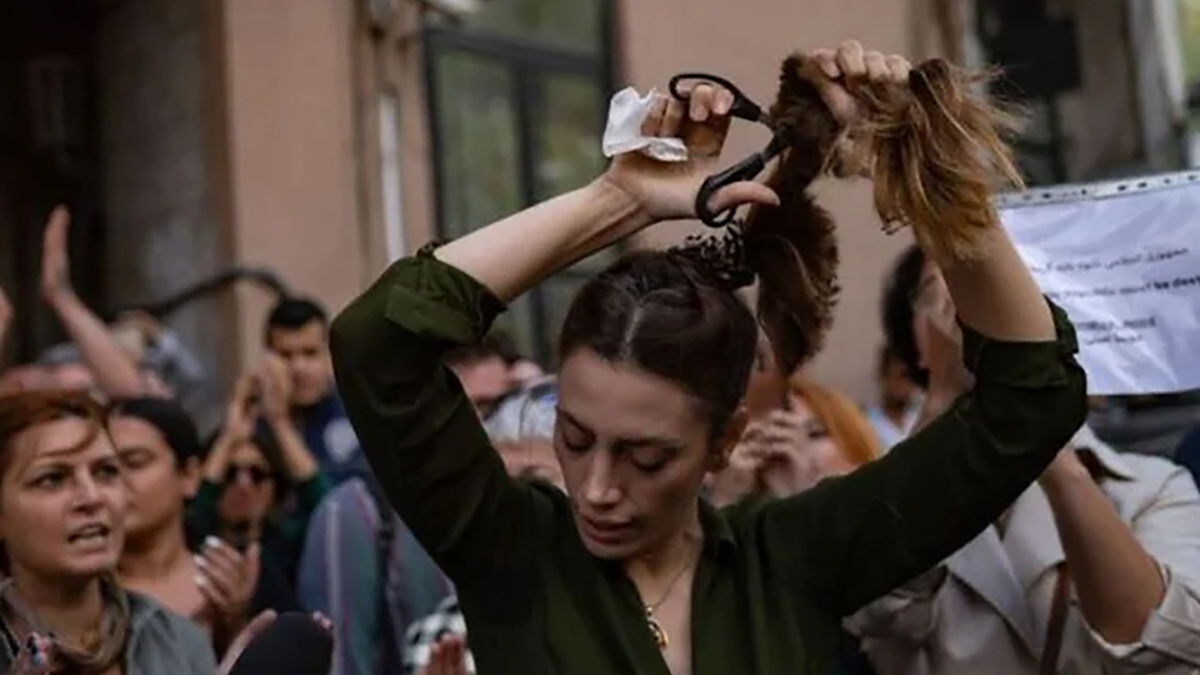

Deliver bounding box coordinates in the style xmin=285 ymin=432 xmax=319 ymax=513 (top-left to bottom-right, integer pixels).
xmin=222 ymin=373 xmax=258 ymax=441
xmin=600 ymin=84 xmax=779 ymax=223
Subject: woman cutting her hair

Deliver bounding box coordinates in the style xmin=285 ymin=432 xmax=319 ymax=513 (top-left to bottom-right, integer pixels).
xmin=330 ymin=41 xmax=1086 ymax=675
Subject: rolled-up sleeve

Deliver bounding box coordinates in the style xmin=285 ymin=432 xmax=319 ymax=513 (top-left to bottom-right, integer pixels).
xmin=757 ymin=299 xmax=1088 ymax=616
xmin=329 ymin=248 xmax=548 ymax=591
xmin=1085 ymin=467 xmax=1200 ymax=672
xmin=845 ymin=565 xmax=948 ymax=644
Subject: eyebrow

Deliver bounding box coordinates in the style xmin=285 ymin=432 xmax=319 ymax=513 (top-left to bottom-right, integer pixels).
xmin=556 ymin=408 xmax=682 ymax=450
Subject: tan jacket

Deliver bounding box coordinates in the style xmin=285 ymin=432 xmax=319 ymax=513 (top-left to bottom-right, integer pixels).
xmin=847 ymin=427 xmax=1200 ymax=675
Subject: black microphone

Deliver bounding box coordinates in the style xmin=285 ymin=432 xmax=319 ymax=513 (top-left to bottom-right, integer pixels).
xmin=225 ymin=612 xmax=333 ymax=675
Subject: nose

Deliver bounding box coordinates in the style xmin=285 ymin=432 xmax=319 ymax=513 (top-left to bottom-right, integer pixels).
xmin=581 ymin=450 xmax=622 ymax=509
xmin=73 ymin=472 xmax=106 ymax=511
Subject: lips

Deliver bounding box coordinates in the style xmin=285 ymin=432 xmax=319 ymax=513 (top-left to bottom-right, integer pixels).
xmin=579 ymin=514 xmax=632 ymax=544
xmin=67 ymin=523 xmax=111 ymax=544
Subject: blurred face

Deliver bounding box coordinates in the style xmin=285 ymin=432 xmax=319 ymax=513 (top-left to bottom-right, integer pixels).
xmin=780 ymin=393 xmax=856 ymax=481
xmin=108 ymin=416 xmax=198 ymax=541
xmin=267 ymin=321 xmax=333 ymax=407
xmin=215 ymin=442 xmax=277 ymax=528
xmin=880 ymin=358 xmax=916 ymax=409
xmin=555 ymin=348 xmax=731 ymax=560
xmin=497 ymin=441 xmax=565 ymax=491
xmin=451 ymin=356 xmax=513 ymax=418
xmin=0 ymin=417 xmax=128 ymax=583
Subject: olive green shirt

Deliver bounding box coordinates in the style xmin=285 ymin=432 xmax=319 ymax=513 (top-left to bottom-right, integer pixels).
xmin=329 ymin=249 xmax=1087 ymax=675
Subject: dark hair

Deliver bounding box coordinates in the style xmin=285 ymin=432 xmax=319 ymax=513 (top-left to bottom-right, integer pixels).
xmin=881 ymin=245 xmax=928 ymax=388
xmin=264 ymin=296 xmax=328 ymax=346
xmin=559 ymin=252 xmax=760 ymax=443
xmin=108 ymin=397 xmax=202 ymax=467
xmin=0 ymin=389 xmax=108 ymax=475
xmin=445 ymin=333 xmax=509 ymax=369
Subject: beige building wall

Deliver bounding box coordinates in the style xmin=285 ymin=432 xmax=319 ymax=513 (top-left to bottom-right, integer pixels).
xmin=216 ymin=0 xmax=369 ymax=373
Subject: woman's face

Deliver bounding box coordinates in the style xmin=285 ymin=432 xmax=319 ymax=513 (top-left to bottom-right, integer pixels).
xmin=555 ymin=348 xmax=729 ymax=560
xmin=108 ymin=416 xmax=197 ymax=542
xmin=0 ymin=417 xmax=128 ymax=582
xmin=778 ymin=393 xmax=855 ymax=481
xmin=216 ymin=442 xmax=277 ymax=528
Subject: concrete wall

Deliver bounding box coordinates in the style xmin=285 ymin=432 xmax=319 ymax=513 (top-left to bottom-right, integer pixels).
xmin=97 ymin=0 xmax=226 ymax=412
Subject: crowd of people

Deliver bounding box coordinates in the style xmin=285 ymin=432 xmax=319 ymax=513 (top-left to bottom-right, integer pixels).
xmin=0 ymin=39 xmax=1198 ymax=675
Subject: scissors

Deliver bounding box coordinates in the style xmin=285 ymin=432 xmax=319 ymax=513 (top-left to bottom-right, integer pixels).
xmin=669 ymin=72 xmax=790 ymax=228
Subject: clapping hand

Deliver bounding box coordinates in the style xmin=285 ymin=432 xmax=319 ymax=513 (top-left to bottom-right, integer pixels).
xmin=195 ymin=537 xmax=261 ymax=629
xmin=419 ymin=634 xmax=470 ymax=675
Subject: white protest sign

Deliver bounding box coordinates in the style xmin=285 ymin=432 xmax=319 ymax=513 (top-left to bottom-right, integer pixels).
xmin=998 ymin=171 xmax=1200 ymax=395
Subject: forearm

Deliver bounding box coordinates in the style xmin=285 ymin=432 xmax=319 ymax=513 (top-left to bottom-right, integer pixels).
xmin=434 ymin=179 xmax=648 ymax=302
xmin=202 ymin=434 xmax=236 ymax=483
xmin=1042 ymin=468 xmax=1166 ymax=644
xmin=266 ymin=416 xmax=319 ymax=480
xmin=939 ymin=228 xmax=1055 ymax=342
xmin=49 ymin=292 xmax=145 ymax=397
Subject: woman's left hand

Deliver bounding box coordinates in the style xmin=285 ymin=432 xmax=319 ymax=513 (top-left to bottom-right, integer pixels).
xmin=756 ymin=410 xmax=822 ymax=499
xmin=601 ymin=84 xmax=780 ymax=223
xmin=195 ymin=537 xmax=261 ymax=627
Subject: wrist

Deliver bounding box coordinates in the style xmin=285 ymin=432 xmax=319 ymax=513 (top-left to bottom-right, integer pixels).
xmin=589 ymin=174 xmax=655 ymax=235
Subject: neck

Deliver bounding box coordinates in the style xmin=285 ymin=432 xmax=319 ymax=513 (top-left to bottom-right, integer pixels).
xmin=624 ymin=507 xmax=703 ymax=582
xmin=118 ymin=518 xmax=191 ymax=581
xmin=7 ymin=566 xmax=106 ymax=638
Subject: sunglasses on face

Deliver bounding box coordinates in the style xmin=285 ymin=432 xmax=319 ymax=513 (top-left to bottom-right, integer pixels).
xmin=224 ymin=464 xmax=274 ymax=486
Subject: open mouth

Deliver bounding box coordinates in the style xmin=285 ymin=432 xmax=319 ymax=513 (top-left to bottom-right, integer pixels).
xmin=67 ymin=523 xmax=111 ymax=545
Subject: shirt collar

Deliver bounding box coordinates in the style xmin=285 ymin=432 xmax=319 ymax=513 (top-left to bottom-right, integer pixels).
xmin=1070 ymin=423 xmax=1137 ymax=481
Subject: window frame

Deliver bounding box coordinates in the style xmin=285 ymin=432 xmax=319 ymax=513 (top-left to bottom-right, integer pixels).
xmin=422 ymin=2 xmax=617 ymax=363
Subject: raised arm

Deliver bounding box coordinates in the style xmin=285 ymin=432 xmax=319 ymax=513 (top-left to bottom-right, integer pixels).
xmin=40 ymin=206 xmax=146 ymax=398
xmin=331 ymin=84 xmax=777 ymax=587
xmin=751 ymin=42 xmax=1087 ymax=616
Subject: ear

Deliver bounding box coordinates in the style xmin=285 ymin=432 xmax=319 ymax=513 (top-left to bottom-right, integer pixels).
xmin=710 ymin=408 xmax=749 ymax=472
xmin=179 ymin=456 xmax=202 ymax=499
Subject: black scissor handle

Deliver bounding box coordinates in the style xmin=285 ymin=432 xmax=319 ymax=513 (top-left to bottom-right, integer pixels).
xmin=669 ymin=72 xmax=765 ymax=124
xmin=695 ymin=153 xmax=769 ymax=228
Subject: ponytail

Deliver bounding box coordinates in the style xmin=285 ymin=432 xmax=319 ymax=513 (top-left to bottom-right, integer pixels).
xmin=674 ymin=54 xmax=1022 ymax=375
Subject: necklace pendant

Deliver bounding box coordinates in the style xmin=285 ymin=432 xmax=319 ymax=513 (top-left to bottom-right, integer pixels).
xmin=646 ymin=608 xmax=669 ymax=650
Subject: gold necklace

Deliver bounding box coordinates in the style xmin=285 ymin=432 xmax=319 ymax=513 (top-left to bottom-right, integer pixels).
xmin=641 ymin=540 xmax=697 ymax=651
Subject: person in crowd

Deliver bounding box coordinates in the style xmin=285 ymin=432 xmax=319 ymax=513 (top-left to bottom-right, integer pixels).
xmin=191 ymin=363 xmax=329 ymax=614
xmin=707 ymin=377 xmax=880 ymax=507
xmin=486 ymin=331 xmax=546 ymax=387
xmin=110 ymin=397 xmax=259 ymax=653
xmin=0 ymin=389 xmax=219 ymax=673
xmin=862 ymin=347 xmax=920 ymax=451
xmin=405 ymin=378 xmax=565 ymax=675
xmin=264 ymin=296 xmax=366 ymax=485
xmin=329 ymin=40 xmax=1086 ymax=675
xmin=38 ymin=207 xmax=149 ymax=402
xmin=853 ymin=243 xmax=1200 ymax=674
xmin=444 ymin=337 xmax=518 ymax=420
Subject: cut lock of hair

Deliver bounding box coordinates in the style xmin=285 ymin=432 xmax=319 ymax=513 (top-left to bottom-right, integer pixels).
xmin=562 ymin=54 xmax=1021 ymax=439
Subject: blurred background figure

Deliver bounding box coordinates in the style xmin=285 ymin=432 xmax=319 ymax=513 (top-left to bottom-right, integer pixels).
xmin=862 ymin=346 xmax=921 ymax=451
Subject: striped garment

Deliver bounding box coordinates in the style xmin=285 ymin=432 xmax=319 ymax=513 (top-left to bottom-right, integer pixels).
xmin=298 ymin=478 xmax=453 ymax=675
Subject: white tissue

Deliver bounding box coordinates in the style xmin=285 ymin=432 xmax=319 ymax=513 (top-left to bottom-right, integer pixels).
xmin=601 ymin=87 xmax=689 ymax=162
